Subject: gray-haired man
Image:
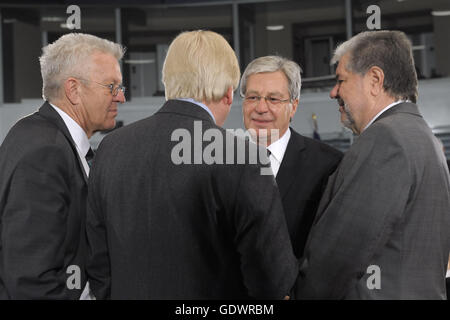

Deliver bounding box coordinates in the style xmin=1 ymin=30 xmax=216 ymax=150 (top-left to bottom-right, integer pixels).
xmin=0 ymin=33 xmax=125 ymax=299
xmin=296 ymin=30 xmax=450 ymax=299
xmin=240 ymin=56 xmax=343 ymax=259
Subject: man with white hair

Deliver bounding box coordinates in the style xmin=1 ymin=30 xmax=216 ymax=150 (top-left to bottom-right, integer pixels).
xmin=86 ymin=30 xmax=298 ymax=299
xmin=240 ymin=56 xmax=343 ymax=259
xmin=0 ymin=33 xmax=125 ymax=299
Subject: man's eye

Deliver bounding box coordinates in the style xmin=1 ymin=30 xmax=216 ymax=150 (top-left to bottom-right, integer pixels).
xmin=268 ymin=97 xmax=280 ymax=103
xmin=246 ymin=96 xmax=258 ymax=101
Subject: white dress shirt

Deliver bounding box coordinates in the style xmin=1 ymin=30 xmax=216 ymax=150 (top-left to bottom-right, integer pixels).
xmin=267 ymin=128 xmax=291 ymax=177
xmin=362 ymin=100 xmax=407 ymax=132
xmin=49 ymin=103 xmax=91 ymax=176
xmin=49 ymin=103 xmax=93 ymax=300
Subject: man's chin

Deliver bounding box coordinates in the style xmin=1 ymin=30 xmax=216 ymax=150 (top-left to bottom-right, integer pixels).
xmin=95 ymin=121 xmax=117 ymax=134
xmin=246 ymin=127 xmax=281 ymax=146
xmin=249 ymin=127 xmax=270 ymax=137
xmin=244 ymin=127 xmax=265 ymax=145
xmin=341 ymin=120 xmax=358 ymax=134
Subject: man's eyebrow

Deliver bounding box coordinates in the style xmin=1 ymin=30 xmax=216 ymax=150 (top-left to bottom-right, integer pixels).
xmin=103 ymin=77 xmax=122 ymax=84
xmin=267 ymin=91 xmax=284 ymax=96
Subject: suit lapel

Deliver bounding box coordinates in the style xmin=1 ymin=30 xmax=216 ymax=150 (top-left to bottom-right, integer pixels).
xmin=275 ymin=129 xmax=306 ymax=199
xmin=38 ymin=102 xmax=89 ymax=183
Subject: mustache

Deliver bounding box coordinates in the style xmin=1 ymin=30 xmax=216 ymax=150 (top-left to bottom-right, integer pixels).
xmin=337 ymin=97 xmax=345 ymax=107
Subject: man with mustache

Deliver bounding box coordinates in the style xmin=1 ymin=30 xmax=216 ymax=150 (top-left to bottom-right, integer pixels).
xmin=240 ymin=55 xmax=343 ymax=259
xmin=0 ymin=33 xmax=125 ymax=299
xmin=296 ymin=30 xmax=450 ymax=299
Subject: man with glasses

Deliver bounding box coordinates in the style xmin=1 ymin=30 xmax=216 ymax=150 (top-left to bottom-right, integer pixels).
xmin=240 ymin=56 xmax=343 ymax=259
xmin=0 ymin=33 xmax=125 ymax=299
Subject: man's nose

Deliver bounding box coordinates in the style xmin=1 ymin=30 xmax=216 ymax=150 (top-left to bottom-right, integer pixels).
xmin=114 ymin=90 xmax=126 ymax=103
xmin=255 ymin=97 xmax=269 ymax=113
xmin=330 ymin=84 xmax=339 ymax=99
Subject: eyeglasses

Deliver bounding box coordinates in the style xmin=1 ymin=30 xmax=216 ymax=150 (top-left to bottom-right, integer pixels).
xmin=76 ymin=77 xmax=126 ymax=97
xmin=243 ymin=95 xmax=290 ymax=107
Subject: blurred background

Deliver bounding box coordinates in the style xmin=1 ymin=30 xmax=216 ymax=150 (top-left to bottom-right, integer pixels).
xmin=0 ymin=0 xmax=449 ymax=156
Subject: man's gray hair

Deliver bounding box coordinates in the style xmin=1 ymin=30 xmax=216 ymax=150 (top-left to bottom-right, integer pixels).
xmin=331 ymin=30 xmax=418 ymax=103
xmin=240 ymin=55 xmax=302 ymax=101
xmin=39 ymin=33 xmax=125 ymax=101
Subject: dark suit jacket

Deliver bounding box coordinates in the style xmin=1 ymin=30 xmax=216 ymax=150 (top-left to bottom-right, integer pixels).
xmin=276 ymin=129 xmax=342 ymax=258
xmin=447 ymin=277 xmax=450 ymax=300
xmin=86 ymin=100 xmax=299 ymax=299
xmin=297 ymin=102 xmax=450 ymax=299
xmin=0 ymin=102 xmax=88 ymax=299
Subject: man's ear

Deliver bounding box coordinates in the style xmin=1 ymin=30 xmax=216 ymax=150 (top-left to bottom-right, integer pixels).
xmin=368 ymin=66 xmax=385 ymax=96
xmin=222 ymin=86 xmax=234 ymax=106
xmin=64 ymin=77 xmax=81 ymax=105
xmin=290 ymin=99 xmax=299 ymax=118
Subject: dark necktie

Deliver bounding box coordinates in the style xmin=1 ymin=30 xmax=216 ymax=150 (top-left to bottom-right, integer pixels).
xmin=85 ymin=148 xmax=95 ymax=169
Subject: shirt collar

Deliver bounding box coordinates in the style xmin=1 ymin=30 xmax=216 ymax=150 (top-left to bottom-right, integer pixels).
xmin=49 ymin=103 xmax=91 ymax=157
xmin=363 ymin=100 xmax=407 ymax=132
xmin=267 ymin=128 xmax=291 ymax=163
xmin=176 ymin=98 xmax=216 ymax=124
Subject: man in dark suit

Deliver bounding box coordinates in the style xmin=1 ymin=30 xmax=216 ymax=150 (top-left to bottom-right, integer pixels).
xmin=86 ymin=30 xmax=298 ymax=299
xmin=296 ymin=30 xmax=450 ymax=299
xmin=447 ymin=262 xmax=450 ymax=299
xmin=240 ymin=56 xmax=343 ymax=258
xmin=0 ymin=33 xmax=125 ymax=299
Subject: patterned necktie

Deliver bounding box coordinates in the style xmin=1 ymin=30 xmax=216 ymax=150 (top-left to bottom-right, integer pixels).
xmin=85 ymin=148 xmax=95 ymax=169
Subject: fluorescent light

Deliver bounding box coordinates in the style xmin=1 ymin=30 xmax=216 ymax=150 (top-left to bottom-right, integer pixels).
xmin=431 ymin=11 xmax=450 ymax=16
xmin=124 ymin=59 xmax=155 ymax=64
xmin=412 ymin=45 xmax=425 ymax=51
xmin=266 ymin=25 xmax=284 ymax=31
xmin=42 ymin=17 xmax=65 ymax=22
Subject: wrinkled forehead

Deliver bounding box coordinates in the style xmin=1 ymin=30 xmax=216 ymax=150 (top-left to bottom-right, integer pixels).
xmin=89 ymin=51 xmax=122 ymax=82
xmin=246 ymin=71 xmax=290 ymax=92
